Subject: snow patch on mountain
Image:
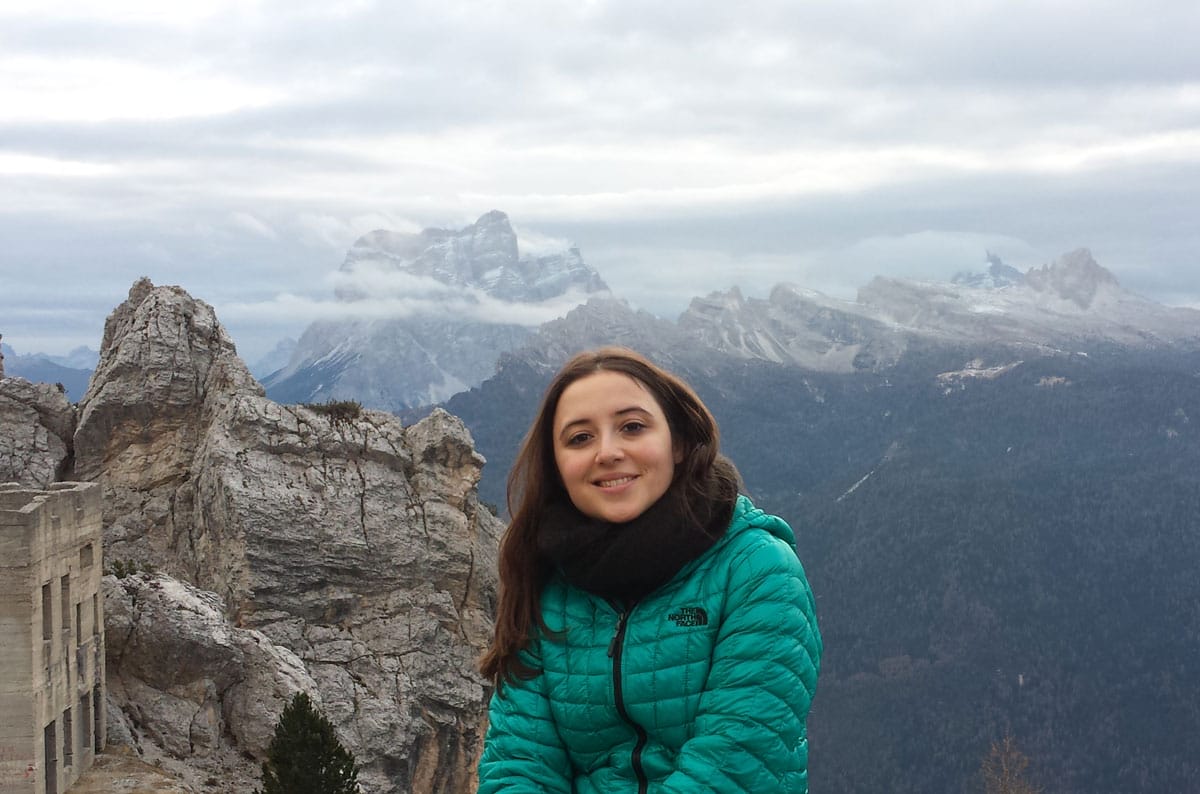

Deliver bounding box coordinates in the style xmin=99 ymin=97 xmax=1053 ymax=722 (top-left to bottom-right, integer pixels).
xmin=937 ymin=359 xmax=1024 ymax=385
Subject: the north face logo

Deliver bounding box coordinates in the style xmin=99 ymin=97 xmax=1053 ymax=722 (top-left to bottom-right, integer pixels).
xmin=667 ymin=606 xmax=708 ymax=628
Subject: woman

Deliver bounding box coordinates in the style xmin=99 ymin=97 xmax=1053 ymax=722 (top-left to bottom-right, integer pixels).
xmin=478 ymin=347 xmax=821 ymax=793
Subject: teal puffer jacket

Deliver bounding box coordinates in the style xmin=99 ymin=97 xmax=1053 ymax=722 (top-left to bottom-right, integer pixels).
xmin=478 ymin=495 xmax=822 ymax=793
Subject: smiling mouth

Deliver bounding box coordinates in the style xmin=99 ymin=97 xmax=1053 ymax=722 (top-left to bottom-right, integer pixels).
xmin=595 ymin=475 xmax=637 ymax=488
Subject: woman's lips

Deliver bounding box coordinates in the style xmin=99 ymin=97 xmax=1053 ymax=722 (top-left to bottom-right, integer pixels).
xmin=595 ymin=474 xmax=637 ymax=489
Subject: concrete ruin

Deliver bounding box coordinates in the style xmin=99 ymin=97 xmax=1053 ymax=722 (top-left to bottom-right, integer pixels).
xmin=0 ymin=482 xmax=106 ymax=794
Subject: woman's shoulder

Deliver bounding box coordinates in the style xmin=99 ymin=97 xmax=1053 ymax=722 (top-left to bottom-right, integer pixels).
xmin=716 ymin=495 xmax=801 ymax=567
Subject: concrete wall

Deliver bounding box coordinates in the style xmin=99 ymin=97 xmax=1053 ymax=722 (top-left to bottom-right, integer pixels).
xmin=0 ymin=483 xmax=105 ymax=794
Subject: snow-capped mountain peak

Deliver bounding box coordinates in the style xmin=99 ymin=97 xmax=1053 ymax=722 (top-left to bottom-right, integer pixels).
xmin=264 ymin=211 xmax=609 ymax=411
xmin=952 ymin=252 xmax=1026 ymax=289
xmin=334 ymin=210 xmax=607 ymax=303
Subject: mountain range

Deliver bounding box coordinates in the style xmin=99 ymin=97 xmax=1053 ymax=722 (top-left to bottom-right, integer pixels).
xmin=260 ymin=210 xmax=609 ymax=409
xmin=0 ymin=339 xmax=97 ymax=402
xmin=261 ymin=206 xmax=1197 ymax=416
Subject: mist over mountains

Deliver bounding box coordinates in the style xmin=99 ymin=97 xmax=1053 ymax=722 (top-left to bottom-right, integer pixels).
xmin=257 ymin=211 xmax=1198 ymax=418
xmin=260 ymin=210 xmax=609 ymax=410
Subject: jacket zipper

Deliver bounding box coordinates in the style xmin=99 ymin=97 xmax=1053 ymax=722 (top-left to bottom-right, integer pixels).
xmin=608 ymin=606 xmax=649 ymax=794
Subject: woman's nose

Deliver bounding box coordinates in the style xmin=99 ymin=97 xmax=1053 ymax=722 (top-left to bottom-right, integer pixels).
xmin=595 ymin=434 xmax=624 ymax=463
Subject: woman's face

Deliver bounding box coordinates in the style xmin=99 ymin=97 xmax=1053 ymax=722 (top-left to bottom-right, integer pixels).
xmin=552 ymin=370 xmax=681 ymax=523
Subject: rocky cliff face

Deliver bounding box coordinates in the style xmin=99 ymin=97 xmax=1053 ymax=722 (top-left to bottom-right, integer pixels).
xmin=0 ymin=376 xmax=76 ymax=487
xmin=60 ymin=278 xmax=502 ymax=793
xmin=103 ymin=570 xmax=312 ymax=788
xmin=263 ymin=210 xmax=609 ymax=411
xmin=74 ymin=278 xmax=264 ymax=563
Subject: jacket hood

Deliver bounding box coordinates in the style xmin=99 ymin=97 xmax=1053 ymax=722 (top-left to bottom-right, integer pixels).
xmin=728 ymin=494 xmax=797 ymax=549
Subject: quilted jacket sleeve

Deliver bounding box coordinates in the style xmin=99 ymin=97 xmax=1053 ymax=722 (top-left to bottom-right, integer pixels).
xmin=653 ymin=532 xmax=822 ymax=793
xmin=477 ymin=644 xmax=573 ymax=794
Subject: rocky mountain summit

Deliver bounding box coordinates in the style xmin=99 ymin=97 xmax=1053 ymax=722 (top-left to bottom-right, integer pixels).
xmin=263 ymin=210 xmax=609 ymax=411
xmin=2 ymin=279 xmax=501 ymax=793
xmin=951 ymin=252 xmax=1026 ymax=290
xmin=673 ymin=248 xmax=1199 ymax=371
xmin=336 ymin=210 xmax=606 ymax=303
xmin=857 ymin=248 xmax=1197 ymax=350
xmin=466 ymin=248 xmax=1198 ymax=390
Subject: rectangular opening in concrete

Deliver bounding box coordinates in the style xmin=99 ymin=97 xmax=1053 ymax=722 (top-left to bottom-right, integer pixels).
xmin=41 ymin=582 xmax=52 ymax=640
xmin=61 ymin=575 xmax=71 ymax=682
xmin=80 ymin=542 xmax=94 ymax=569
xmin=93 ymin=685 xmax=103 ymax=753
xmin=60 ymin=575 xmax=69 ymax=631
xmin=62 ymin=707 xmax=73 ymax=767
xmin=80 ymin=692 xmax=91 ymax=759
xmin=44 ymin=720 xmax=58 ymax=794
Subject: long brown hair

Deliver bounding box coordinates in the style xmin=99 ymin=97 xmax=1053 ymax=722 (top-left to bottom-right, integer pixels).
xmin=479 ymin=346 xmax=739 ymax=687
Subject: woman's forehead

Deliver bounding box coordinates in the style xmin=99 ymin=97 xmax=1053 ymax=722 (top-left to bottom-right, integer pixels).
xmin=554 ymin=372 xmax=662 ymax=426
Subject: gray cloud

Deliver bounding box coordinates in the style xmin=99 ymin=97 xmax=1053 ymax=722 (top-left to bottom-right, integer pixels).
xmin=1 ymin=0 xmax=1198 ymax=362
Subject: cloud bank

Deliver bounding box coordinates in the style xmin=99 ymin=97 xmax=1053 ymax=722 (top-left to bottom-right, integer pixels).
xmin=1 ymin=0 xmax=1197 ymax=361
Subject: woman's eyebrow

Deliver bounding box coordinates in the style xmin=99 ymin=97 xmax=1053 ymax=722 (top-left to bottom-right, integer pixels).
xmin=556 ymin=406 xmax=651 ymax=436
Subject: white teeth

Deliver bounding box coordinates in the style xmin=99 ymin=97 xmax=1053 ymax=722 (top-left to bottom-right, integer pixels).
xmin=597 ymin=476 xmax=635 ymax=488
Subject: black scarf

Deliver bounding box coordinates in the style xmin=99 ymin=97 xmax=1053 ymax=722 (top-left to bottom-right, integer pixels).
xmin=536 ymin=461 xmax=738 ymax=604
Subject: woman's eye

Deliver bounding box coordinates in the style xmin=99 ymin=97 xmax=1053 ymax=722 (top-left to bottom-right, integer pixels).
xmin=621 ymin=421 xmax=646 ymax=434
xmin=565 ymin=432 xmax=592 ymax=446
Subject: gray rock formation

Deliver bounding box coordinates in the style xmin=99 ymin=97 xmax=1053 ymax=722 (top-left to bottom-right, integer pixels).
xmin=73 ymin=278 xmax=500 ymax=793
xmin=73 ymin=277 xmax=264 ymax=565
xmin=104 ymin=571 xmax=312 ymax=763
xmin=263 ymin=210 xmax=609 ymax=411
xmin=0 ymin=376 xmax=76 ymax=486
xmin=103 ymin=571 xmax=311 ymax=790
xmin=1024 ymin=248 xmax=1120 ymax=309
xmin=952 ymin=252 xmax=1026 ymax=290
xmin=859 ymin=249 xmax=1200 ymax=350
xmin=678 ymin=284 xmax=905 ymax=372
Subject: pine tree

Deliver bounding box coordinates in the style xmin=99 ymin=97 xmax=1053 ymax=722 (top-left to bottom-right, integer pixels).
xmin=258 ymin=692 xmax=361 ymax=794
xmin=981 ymin=734 xmax=1041 ymax=794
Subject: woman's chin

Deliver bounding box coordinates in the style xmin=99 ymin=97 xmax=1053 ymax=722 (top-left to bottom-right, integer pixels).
xmin=579 ymin=502 xmax=644 ymax=524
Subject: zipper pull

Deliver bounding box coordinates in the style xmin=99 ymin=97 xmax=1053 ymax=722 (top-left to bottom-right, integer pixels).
xmin=607 ymin=611 xmax=628 ymax=657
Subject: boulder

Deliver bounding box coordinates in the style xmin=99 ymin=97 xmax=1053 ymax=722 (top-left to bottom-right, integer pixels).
xmin=0 ymin=376 xmax=76 ymax=486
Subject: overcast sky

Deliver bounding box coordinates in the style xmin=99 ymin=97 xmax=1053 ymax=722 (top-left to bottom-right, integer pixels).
xmin=2 ymin=0 xmax=1198 ymax=364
